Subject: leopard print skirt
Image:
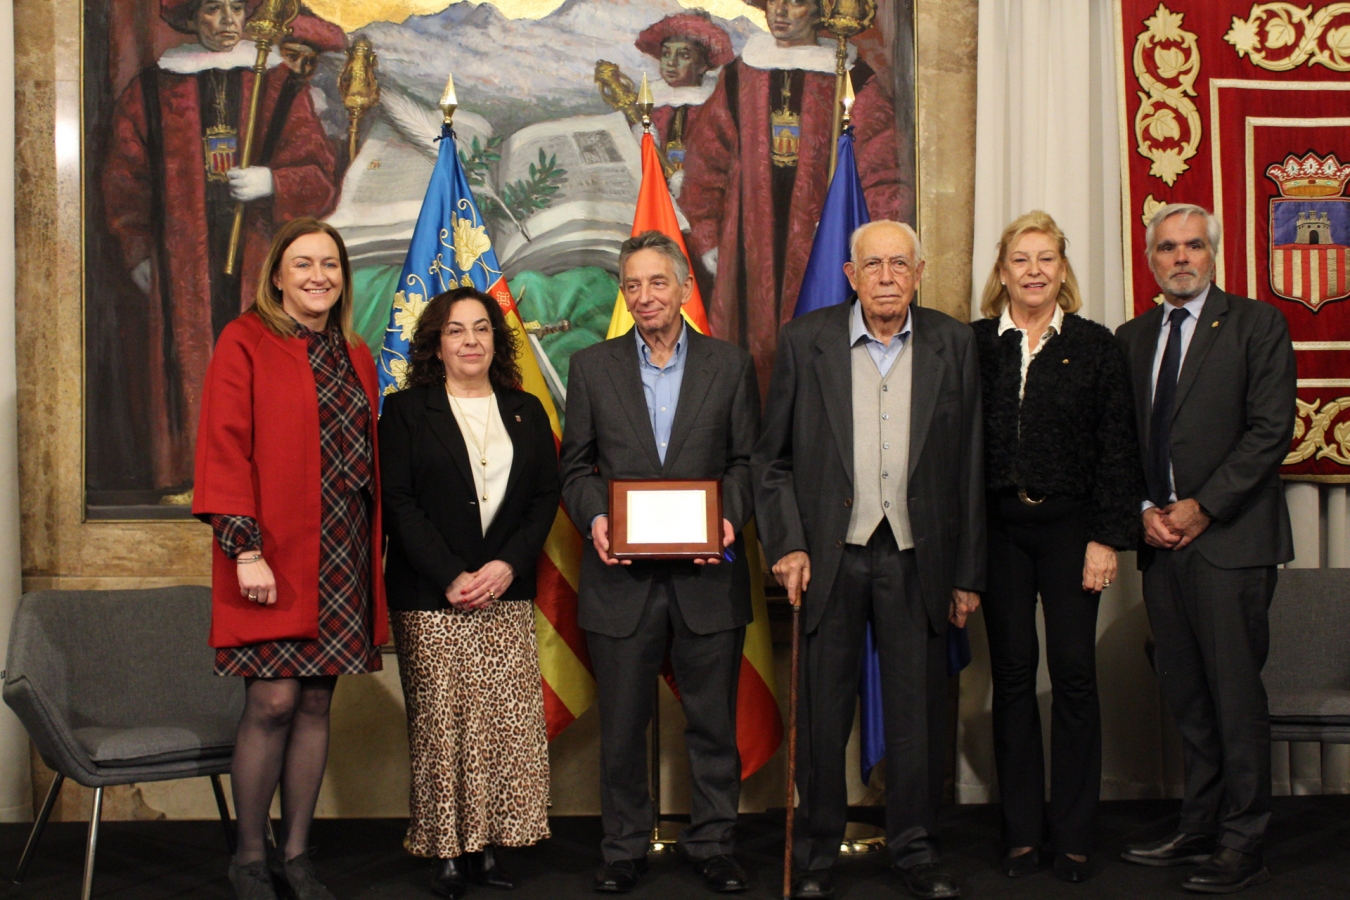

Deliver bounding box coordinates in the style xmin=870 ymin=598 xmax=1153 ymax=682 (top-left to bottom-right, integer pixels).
xmin=391 ymin=603 xmax=551 ymax=858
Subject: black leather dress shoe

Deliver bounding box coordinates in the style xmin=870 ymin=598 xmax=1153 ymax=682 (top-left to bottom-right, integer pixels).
xmin=693 ymin=854 xmax=748 ymax=892
xmin=1053 ymin=853 xmax=1092 ymax=883
xmin=593 ymin=858 xmax=648 ymax=893
xmin=790 ymin=870 xmax=834 ymax=899
xmin=1121 ymin=832 xmax=1217 ymax=867
xmin=1182 ymin=848 xmax=1270 ymax=894
xmin=1002 ymin=849 xmax=1040 ymax=878
xmin=893 ymin=862 xmax=962 ymax=899
xmin=471 ymin=847 xmax=516 ymax=890
xmin=432 ymin=857 xmax=470 ymax=899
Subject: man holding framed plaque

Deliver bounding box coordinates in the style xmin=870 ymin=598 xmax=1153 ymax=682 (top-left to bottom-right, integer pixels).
xmin=754 ymin=221 xmax=985 ymax=900
xmin=560 ymin=231 xmax=760 ymax=894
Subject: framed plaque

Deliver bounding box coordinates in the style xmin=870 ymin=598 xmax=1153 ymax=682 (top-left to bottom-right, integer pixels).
xmin=608 ymin=479 xmax=723 ymax=560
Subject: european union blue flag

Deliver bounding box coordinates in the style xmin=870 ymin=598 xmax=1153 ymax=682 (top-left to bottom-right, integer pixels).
xmin=377 ymin=123 xmax=509 ymax=403
xmin=795 ymin=129 xmax=970 ymax=786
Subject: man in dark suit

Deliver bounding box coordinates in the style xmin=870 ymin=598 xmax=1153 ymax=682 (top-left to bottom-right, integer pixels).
xmin=560 ymin=231 xmax=760 ymax=894
xmin=753 ymin=220 xmax=984 ymax=900
xmin=1116 ymin=204 xmax=1296 ymax=893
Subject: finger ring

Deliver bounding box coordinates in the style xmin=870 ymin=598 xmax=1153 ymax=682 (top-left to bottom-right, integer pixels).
xmin=488 ymin=590 xmax=496 ymax=600
xmin=1103 ymin=580 xmax=1111 ymax=587
xmin=248 ymin=592 xmax=258 ymax=599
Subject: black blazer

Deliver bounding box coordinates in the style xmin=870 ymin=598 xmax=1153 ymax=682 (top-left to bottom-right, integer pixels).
xmin=559 ymin=327 xmax=760 ymax=639
xmin=1116 ymin=287 xmax=1296 ymax=569
xmin=379 ymin=384 xmax=561 ymax=611
xmin=753 ymin=303 xmax=986 ymax=635
xmin=973 ymin=312 xmax=1141 ymax=549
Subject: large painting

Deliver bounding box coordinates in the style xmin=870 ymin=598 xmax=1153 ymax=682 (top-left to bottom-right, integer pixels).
xmin=83 ymin=0 xmax=916 ymax=518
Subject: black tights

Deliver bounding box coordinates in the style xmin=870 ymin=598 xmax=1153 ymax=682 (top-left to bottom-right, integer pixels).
xmin=231 ymin=676 xmax=337 ymax=865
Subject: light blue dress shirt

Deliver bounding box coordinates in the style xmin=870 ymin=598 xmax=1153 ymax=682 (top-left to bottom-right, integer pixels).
xmin=1143 ymin=285 xmax=1210 ymax=509
xmin=636 ymin=322 xmax=688 ymax=464
xmin=850 ymin=299 xmax=912 ymax=374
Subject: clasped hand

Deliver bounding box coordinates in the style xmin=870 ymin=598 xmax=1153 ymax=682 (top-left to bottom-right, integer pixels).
xmin=1143 ymin=499 xmax=1211 ymax=551
xmin=446 ymin=560 xmax=515 ymax=611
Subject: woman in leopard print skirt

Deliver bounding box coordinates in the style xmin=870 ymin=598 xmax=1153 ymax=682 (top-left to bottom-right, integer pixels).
xmin=380 ymin=287 xmax=559 ymax=899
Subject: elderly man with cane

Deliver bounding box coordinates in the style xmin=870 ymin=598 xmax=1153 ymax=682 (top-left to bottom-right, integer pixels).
xmin=754 ymin=220 xmax=985 ymax=900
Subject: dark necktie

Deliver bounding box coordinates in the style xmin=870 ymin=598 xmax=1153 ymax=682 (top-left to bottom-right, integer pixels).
xmin=1148 ymin=307 xmax=1190 ymax=508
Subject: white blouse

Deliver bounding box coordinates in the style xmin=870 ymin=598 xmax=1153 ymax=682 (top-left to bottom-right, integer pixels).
xmin=446 ymin=392 xmax=514 ymax=534
xmin=997 ymin=304 xmax=1064 ymax=401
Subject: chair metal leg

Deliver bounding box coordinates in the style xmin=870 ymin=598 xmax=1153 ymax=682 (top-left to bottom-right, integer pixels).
xmin=14 ymin=772 xmax=64 ymax=883
xmin=209 ymin=775 xmax=235 ymax=855
xmin=81 ymin=786 xmax=102 ymax=900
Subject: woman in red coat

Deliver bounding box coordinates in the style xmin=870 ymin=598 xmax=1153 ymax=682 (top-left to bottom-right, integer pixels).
xmin=193 ymin=217 xmax=387 ymax=900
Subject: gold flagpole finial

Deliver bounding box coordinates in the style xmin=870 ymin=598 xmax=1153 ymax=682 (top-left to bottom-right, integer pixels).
xmin=637 ymin=71 xmax=654 ymax=133
xmin=841 ymin=69 xmax=855 ymax=129
xmin=439 ymin=72 xmax=458 ymax=126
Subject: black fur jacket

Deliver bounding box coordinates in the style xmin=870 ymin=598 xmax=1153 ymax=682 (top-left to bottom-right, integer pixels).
xmin=973 ymin=311 xmax=1142 ymax=549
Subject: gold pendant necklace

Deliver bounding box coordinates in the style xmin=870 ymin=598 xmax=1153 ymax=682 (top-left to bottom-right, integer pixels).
xmin=448 ymin=389 xmax=494 ymax=502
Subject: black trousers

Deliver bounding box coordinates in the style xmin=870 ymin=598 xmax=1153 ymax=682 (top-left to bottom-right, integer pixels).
xmin=586 ymin=576 xmax=745 ymax=863
xmin=795 ymin=520 xmax=947 ymax=872
xmin=983 ymin=495 xmax=1101 ymax=855
xmin=1142 ymin=544 xmax=1276 ymax=854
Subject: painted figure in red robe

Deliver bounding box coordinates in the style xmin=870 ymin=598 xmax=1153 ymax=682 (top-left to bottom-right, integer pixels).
xmin=634 ymin=11 xmax=734 ymax=198
xmin=102 ymin=0 xmax=339 ymax=493
xmin=680 ymin=0 xmax=914 ymax=397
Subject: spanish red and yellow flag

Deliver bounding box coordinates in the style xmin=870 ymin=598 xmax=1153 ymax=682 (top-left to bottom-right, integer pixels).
xmin=608 ymin=132 xmax=782 ymax=778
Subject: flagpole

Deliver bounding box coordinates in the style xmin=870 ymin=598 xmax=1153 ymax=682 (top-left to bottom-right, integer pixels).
xmin=821 ymin=0 xmax=874 ymax=181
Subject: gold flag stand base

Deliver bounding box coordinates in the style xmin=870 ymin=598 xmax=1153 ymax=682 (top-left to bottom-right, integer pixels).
xmin=839 ymin=821 xmax=887 ymax=855
xmin=647 ymin=819 xmax=685 ymax=855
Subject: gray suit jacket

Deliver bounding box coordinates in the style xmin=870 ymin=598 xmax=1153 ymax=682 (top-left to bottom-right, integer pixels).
xmin=753 ymin=303 xmax=986 ymax=635
xmin=1116 ymin=286 xmax=1297 ymax=569
xmin=560 ymin=327 xmax=760 ymax=638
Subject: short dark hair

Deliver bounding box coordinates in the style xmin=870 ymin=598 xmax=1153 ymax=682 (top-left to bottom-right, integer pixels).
xmin=619 ymin=231 xmax=690 ymax=285
xmin=404 ymin=287 xmax=522 ymax=392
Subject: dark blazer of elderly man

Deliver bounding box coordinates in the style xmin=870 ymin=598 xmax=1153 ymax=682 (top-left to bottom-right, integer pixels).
xmin=560 ymin=231 xmax=760 ymax=896
xmin=754 ymin=220 xmax=985 ymax=900
xmin=1116 ymin=204 xmax=1296 ymax=894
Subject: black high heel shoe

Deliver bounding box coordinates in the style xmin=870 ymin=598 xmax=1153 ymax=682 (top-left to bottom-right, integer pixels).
xmin=1054 ymin=853 xmax=1092 ymax=883
xmin=433 ymin=856 xmax=470 ymax=899
xmin=1002 ymin=848 xmax=1040 ymax=878
xmin=471 ymin=847 xmax=516 ymax=890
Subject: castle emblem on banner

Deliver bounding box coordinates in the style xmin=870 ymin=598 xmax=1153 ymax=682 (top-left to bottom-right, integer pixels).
xmin=1266 ymin=151 xmax=1350 ymax=312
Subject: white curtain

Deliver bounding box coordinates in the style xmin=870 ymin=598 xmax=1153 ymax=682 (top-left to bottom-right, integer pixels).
xmin=0 ymin=3 xmax=32 ymax=822
xmin=962 ymin=0 xmax=1349 ymax=804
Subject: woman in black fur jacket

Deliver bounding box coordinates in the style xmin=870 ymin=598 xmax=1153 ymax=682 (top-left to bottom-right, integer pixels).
xmin=972 ymin=211 xmax=1141 ymax=884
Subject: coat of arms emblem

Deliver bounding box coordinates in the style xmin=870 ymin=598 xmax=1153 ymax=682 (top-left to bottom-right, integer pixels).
xmin=1266 ymin=151 xmax=1350 ymax=312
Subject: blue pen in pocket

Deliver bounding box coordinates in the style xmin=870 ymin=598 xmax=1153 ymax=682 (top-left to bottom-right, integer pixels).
xmin=723 ymin=547 xmax=737 ymax=563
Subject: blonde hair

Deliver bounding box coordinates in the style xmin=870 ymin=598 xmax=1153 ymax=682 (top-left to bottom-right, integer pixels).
xmin=250 ymin=217 xmax=358 ymax=342
xmin=978 ymin=210 xmax=1082 ymax=319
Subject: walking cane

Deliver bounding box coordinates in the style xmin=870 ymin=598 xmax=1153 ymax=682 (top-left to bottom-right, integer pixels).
xmin=782 ymin=590 xmax=802 ymax=900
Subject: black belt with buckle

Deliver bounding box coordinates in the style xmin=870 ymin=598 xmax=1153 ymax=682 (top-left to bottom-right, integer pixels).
xmin=1016 ymin=488 xmax=1046 ymax=507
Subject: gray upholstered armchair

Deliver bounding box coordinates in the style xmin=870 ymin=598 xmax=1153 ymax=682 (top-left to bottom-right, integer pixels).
xmin=1264 ymin=568 xmax=1350 ymax=744
xmin=2 ymin=587 xmax=244 ymax=899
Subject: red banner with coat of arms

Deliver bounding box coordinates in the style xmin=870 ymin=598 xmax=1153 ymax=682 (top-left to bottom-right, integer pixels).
xmin=1117 ymin=1 xmax=1350 ymax=480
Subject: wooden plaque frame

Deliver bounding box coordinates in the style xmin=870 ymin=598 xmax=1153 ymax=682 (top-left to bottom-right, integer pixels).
xmin=608 ymin=479 xmax=723 ymax=560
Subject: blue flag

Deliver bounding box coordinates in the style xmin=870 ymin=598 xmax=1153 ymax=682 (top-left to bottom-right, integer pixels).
xmin=377 ymin=124 xmax=510 ymax=404
xmin=794 ymin=129 xmax=970 ymax=787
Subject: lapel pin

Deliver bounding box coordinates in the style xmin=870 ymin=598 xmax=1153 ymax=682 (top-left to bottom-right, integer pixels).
xmin=1062 ymin=358 xmax=1069 ymax=364
xmin=515 ymin=414 xmax=522 ymax=422
xmin=1211 ymin=321 xmax=1219 ymax=328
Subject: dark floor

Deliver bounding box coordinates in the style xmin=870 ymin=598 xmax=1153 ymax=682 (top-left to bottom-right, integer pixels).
xmin=1 ymin=797 xmax=1348 ymax=899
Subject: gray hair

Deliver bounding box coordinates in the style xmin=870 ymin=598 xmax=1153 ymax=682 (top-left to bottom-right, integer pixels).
xmin=1144 ymin=203 xmax=1221 ymax=255
xmin=849 ymin=220 xmax=922 ymax=264
xmin=619 ymin=230 xmax=690 ymax=285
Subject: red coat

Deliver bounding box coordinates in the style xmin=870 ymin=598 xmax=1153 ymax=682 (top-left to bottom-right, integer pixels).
xmin=680 ymin=57 xmax=913 ymax=398
xmin=103 ymin=63 xmax=338 ymax=489
xmin=192 ymin=313 xmax=388 ymax=649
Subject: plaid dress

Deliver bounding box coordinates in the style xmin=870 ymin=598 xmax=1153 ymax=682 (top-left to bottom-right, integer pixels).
xmin=212 ymin=323 xmax=382 ymax=678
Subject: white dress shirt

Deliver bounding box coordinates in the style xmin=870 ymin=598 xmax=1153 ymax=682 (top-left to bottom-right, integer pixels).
xmin=997 ymin=303 xmax=1064 ymax=400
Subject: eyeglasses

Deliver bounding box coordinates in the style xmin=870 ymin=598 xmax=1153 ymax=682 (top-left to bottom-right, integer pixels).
xmin=858 ymin=256 xmax=914 ymax=277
